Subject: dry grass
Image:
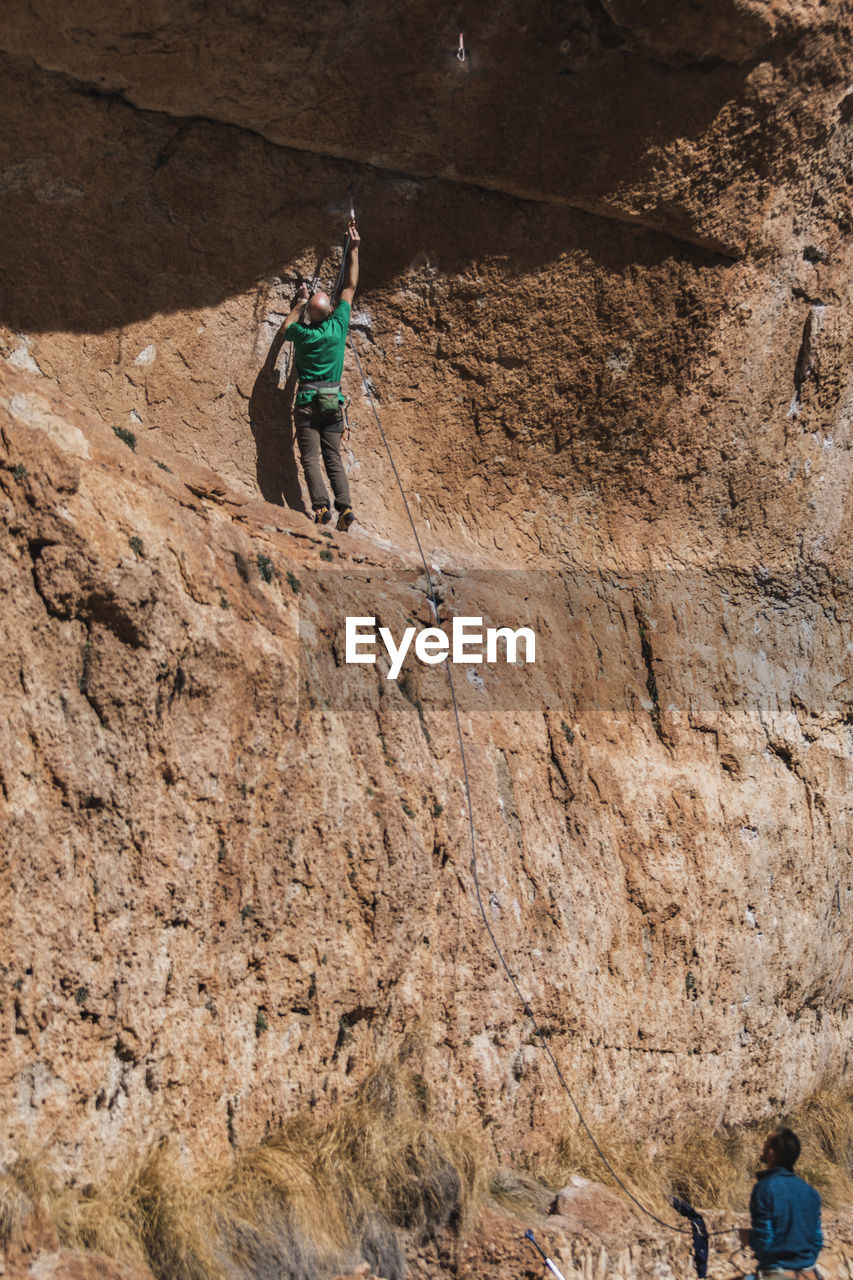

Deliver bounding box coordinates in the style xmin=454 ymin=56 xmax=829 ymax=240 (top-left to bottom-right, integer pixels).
xmin=3 ymin=1058 xmax=485 ymax=1280
xmin=224 ymin=1062 xmax=486 ymax=1279
xmin=540 ymin=1084 xmax=853 ymax=1216
xmin=51 ymin=1141 xmax=224 ymax=1279
xmin=540 ymin=1120 xmax=672 ymax=1213
xmin=6 ymin=1073 xmax=853 ymax=1279
xmin=662 ymin=1124 xmax=754 ymax=1212
xmin=788 ymin=1087 xmax=853 ymax=1207
xmin=0 ymin=1151 xmax=60 ymax=1244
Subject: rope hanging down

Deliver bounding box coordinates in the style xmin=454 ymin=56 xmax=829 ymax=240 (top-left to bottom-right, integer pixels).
xmin=347 ymin=333 xmax=706 ymax=1241
xmin=331 ymin=224 xmax=736 ymax=1256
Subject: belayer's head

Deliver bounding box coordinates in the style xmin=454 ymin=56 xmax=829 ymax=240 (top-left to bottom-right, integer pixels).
xmin=762 ymin=1128 xmax=801 ymax=1171
xmin=307 ymin=291 xmax=332 ymax=325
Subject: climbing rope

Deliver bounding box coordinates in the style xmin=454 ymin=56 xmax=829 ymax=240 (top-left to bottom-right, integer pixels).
xmin=347 ymin=334 xmax=717 ymax=1239
xmin=332 ymin=190 xmax=356 ymax=304
xmin=338 ymin=224 xmax=737 ymax=1252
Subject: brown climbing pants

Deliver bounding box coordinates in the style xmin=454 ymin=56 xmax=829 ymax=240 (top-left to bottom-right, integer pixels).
xmin=295 ymin=407 xmax=351 ymax=512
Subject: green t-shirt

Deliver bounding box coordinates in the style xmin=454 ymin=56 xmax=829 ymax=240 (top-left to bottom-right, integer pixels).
xmin=284 ymin=299 xmax=351 ymax=405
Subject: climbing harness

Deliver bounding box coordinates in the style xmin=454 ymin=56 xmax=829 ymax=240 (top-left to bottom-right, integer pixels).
xmin=298 ymin=379 xmax=343 ymax=418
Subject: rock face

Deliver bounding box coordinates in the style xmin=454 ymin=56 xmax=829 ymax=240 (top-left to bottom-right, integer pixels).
xmin=2 ymin=0 xmax=853 ymax=1189
xmin=0 ymin=0 xmax=847 ymax=252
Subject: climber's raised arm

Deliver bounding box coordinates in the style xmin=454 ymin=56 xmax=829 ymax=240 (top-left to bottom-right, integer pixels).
xmin=340 ymin=220 xmax=360 ymax=305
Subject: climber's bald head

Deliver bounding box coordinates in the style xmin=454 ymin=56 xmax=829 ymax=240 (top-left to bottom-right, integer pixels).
xmin=307 ymin=291 xmax=332 ymax=324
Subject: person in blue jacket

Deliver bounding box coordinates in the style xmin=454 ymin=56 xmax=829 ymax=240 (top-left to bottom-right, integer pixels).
xmin=739 ymin=1128 xmax=823 ymax=1276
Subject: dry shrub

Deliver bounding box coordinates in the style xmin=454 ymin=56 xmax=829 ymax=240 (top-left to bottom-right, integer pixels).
xmin=542 ymin=1120 xmax=670 ymax=1214
xmin=50 ymin=1057 xmax=485 ymax=1280
xmin=54 ymin=1141 xmax=223 ymax=1280
xmin=52 ymin=1177 xmax=149 ymax=1270
xmin=0 ymin=1152 xmax=60 ymax=1245
xmin=544 ymin=1083 xmax=853 ymax=1216
xmin=657 ymin=1124 xmax=754 ymax=1214
xmin=225 ymin=1059 xmax=485 ymax=1275
xmin=317 ymin=1063 xmax=485 ymax=1238
xmin=789 ymin=1086 xmax=853 ymax=1207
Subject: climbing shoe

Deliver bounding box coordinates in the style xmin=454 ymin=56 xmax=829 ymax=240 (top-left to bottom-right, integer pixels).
xmin=314 ymin=506 xmax=332 ymax=525
xmin=336 ymin=507 xmax=355 ymax=532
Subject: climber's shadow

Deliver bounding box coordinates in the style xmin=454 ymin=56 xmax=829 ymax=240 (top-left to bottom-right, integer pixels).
xmin=248 ymin=324 xmax=308 ymax=512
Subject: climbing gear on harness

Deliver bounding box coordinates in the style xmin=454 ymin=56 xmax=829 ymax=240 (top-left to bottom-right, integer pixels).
xmin=336 ymin=506 xmax=355 ymax=533
xmin=525 ymin=1231 xmax=568 ymax=1280
xmin=299 ymin=380 xmax=343 ymax=418
xmin=314 ymin=505 xmax=332 ymax=525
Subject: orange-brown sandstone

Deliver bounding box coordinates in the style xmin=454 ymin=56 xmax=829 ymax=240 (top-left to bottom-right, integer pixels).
xmin=1 ymin=0 xmax=853 ymax=1249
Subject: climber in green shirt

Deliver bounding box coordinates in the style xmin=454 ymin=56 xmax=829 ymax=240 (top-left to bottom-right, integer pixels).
xmin=283 ymin=219 xmax=360 ymax=531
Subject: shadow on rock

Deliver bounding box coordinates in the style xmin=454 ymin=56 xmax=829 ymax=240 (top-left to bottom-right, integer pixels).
xmin=0 ymin=43 xmax=752 ymax=338
xmin=249 ymin=324 xmax=308 ymax=512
